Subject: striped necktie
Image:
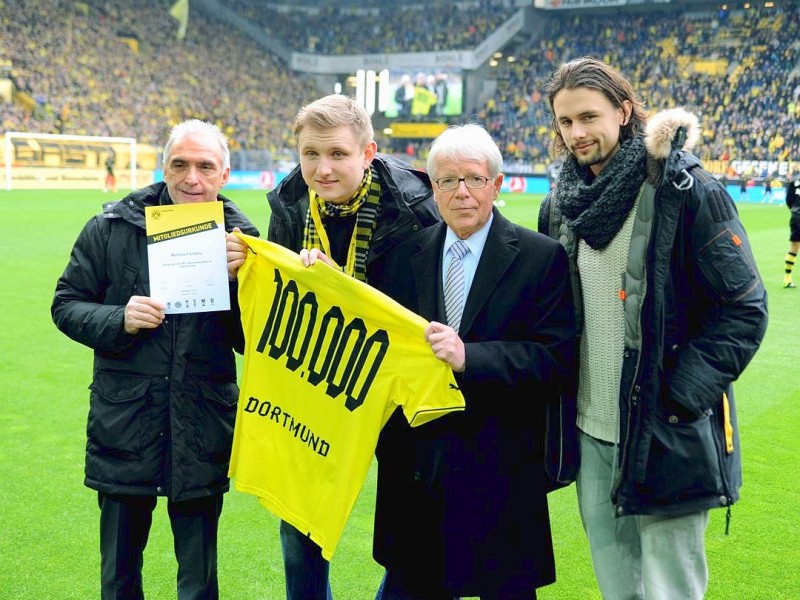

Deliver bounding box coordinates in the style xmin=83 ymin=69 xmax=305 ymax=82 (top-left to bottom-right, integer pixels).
xmin=444 ymin=240 xmax=469 ymax=333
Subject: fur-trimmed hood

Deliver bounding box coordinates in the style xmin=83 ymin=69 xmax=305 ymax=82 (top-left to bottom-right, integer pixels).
xmin=644 ymin=107 xmax=702 ymax=186
xmin=644 ymin=107 xmax=700 ymax=160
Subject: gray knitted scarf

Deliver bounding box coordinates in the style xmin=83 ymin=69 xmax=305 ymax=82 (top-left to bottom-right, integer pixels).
xmin=555 ymin=136 xmax=647 ymax=250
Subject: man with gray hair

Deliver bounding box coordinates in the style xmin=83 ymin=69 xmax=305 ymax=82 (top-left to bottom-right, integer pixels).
xmin=52 ymin=119 xmax=258 ymax=599
xmin=371 ymin=123 xmax=576 ymax=599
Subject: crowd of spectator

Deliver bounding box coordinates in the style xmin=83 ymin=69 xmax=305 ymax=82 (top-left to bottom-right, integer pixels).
xmin=0 ymin=0 xmax=319 ymax=153
xmin=475 ymin=2 xmax=800 ymax=169
xmin=1 ymin=0 xmax=798 ymax=170
xmin=223 ymin=0 xmax=516 ymax=55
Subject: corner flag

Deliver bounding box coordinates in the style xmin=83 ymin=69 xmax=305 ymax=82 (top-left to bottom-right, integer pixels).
xmin=169 ymin=0 xmax=189 ymax=41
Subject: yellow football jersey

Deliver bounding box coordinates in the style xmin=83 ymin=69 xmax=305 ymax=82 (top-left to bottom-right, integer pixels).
xmin=229 ymin=234 xmax=465 ymax=559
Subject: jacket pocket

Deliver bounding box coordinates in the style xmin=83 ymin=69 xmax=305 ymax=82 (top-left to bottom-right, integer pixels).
xmin=698 ymin=228 xmax=759 ymax=303
xmin=87 ymin=373 xmax=152 ymax=458
xmin=639 ymin=409 xmax=723 ymax=503
xmin=190 ymin=381 xmax=238 ymax=463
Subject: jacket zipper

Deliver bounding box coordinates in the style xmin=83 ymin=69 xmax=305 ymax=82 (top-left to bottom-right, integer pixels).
xmin=612 ymin=269 xmax=642 ymax=509
xmin=613 ymin=351 xmax=641 ymax=509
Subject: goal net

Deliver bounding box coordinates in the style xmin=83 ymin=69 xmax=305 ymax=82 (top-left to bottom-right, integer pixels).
xmin=3 ymin=132 xmax=139 ymax=191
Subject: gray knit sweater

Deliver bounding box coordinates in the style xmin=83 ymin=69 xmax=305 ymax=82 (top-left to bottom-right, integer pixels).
xmin=576 ymin=196 xmax=640 ymax=444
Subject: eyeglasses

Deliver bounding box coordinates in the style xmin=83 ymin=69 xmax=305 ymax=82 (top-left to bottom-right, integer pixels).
xmin=434 ymin=175 xmax=492 ymax=191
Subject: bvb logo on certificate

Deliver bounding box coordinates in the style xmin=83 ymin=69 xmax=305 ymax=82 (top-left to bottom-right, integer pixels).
xmin=145 ymin=201 xmax=230 ymax=314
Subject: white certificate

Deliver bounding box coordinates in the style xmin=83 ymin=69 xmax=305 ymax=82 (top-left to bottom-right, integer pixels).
xmin=145 ymin=201 xmax=230 ymax=314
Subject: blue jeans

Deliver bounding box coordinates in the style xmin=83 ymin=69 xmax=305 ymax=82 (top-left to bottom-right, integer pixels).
xmin=576 ymin=432 xmax=709 ymax=600
xmin=280 ymin=520 xmax=333 ymax=600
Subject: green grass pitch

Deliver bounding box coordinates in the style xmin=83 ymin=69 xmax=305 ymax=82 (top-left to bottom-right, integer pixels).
xmin=0 ymin=189 xmax=797 ymax=599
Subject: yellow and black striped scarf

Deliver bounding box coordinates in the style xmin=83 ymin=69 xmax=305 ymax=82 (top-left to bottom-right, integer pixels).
xmin=303 ymin=167 xmax=382 ymax=282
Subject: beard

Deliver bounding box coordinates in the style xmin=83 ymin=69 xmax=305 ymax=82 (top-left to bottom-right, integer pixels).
xmin=575 ymin=145 xmax=606 ymax=168
xmin=573 ymin=141 xmax=619 ymax=173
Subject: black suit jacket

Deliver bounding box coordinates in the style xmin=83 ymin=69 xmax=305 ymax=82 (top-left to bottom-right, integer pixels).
xmin=373 ymin=209 xmax=577 ymax=596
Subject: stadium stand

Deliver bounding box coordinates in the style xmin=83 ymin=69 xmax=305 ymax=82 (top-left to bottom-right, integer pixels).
xmin=222 ymin=0 xmax=516 ymax=54
xmin=478 ymin=2 xmax=800 ymax=169
xmin=1 ymin=0 xmax=798 ymax=172
xmin=0 ymin=0 xmax=319 ymax=159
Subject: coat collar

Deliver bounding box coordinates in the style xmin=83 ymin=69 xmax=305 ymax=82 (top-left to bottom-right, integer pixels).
xmin=409 ymin=208 xmax=519 ymax=335
xmin=101 ymin=181 xmax=258 ymax=236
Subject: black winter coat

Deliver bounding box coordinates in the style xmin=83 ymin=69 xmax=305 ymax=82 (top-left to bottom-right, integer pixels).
xmin=52 ymin=183 xmax=259 ymax=501
xmin=266 ymin=153 xmax=440 ymax=282
xmin=539 ymin=109 xmax=768 ymax=517
xmin=372 ymin=212 xmax=577 ymax=595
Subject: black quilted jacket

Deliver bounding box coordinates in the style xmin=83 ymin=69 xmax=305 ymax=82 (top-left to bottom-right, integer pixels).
xmin=52 ymin=182 xmax=258 ymax=501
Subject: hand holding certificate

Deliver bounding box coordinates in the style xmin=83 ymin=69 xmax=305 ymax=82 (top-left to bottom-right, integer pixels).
xmin=145 ymin=201 xmax=230 ymax=314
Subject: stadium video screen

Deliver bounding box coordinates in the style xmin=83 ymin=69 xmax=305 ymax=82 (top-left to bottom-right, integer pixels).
xmin=383 ymin=67 xmax=464 ymax=120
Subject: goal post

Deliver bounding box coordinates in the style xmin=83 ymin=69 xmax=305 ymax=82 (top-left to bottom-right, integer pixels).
xmin=3 ymin=132 xmax=139 ymax=191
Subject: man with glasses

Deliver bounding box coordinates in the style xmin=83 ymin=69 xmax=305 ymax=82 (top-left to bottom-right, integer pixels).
xmin=371 ymin=123 xmax=576 ymax=599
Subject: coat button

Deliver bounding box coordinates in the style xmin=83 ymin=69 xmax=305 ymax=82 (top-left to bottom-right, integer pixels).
xmin=719 ymin=496 xmax=728 ymax=506
xmin=669 ymin=415 xmax=679 ymax=424
xmin=671 ymin=344 xmax=679 ymax=351
xmin=156 ymin=486 xmax=163 ymax=493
